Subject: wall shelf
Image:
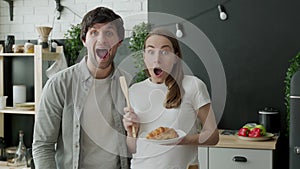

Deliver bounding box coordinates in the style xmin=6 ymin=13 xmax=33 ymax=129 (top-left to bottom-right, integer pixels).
xmin=0 ymin=53 xmax=34 ymax=56
xmin=0 ymin=45 xmax=63 ymax=137
xmin=0 ymin=107 xmax=35 ymax=115
xmin=0 ymin=51 xmax=60 ymax=61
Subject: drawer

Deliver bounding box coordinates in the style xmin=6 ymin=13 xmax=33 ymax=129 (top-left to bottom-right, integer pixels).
xmin=208 ymin=147 xmax=273 ymax=169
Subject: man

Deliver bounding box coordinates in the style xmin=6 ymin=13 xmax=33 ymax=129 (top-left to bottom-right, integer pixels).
xmin=33 ymin=7 xmax=131 ymax=169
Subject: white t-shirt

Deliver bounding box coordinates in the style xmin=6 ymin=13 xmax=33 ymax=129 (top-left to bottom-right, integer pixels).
xmin=129 ymin=75 xmax=211 ymax=169
xmin=79 ymin=77 xmax=120 ymax=169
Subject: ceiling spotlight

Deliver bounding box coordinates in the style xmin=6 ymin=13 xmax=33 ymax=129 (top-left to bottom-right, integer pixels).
xmin=218 ymin=4 xmax=228 ymax=21
xmin=176 ymin=23 xmax=183 ymax=38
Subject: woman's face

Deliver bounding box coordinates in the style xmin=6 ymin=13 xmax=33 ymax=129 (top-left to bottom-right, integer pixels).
xmin=144 ymin=34 xmax=178 ymax=84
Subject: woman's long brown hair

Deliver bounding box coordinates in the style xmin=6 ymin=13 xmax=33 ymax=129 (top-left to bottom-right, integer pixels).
xmin=144 ymin=28 xmax=184 ymax=109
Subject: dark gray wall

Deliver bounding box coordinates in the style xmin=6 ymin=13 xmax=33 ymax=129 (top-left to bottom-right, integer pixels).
xmin=149 ymin=0 xmax=300 ymax=130
xmin=149 ymin=0 xmax=300 ymax=168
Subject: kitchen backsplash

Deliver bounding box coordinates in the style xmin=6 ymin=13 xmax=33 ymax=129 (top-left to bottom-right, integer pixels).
xmin=0 ymin=0 xmax=148 ymax=40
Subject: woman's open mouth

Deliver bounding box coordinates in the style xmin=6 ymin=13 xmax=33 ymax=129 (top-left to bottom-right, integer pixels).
xmin=153 ymin=67 xmax=163 ymax=77
xmin=96 ymin=49 xmax=109 ymax=60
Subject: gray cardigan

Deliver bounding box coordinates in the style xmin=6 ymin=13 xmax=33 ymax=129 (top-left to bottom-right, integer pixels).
xmin=33 ymin=57 xmax=131 ymax=169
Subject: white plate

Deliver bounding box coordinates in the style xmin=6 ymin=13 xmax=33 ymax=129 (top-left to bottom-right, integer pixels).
xmin=139 ymin=130 xmax=186 ymax=145
xmin=237 ymin=132 xmax=274 ymax=141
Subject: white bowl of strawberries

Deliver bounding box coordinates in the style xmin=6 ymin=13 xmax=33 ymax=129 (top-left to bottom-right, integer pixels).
xmin=237 ymin=123 xmax=274 ymax=141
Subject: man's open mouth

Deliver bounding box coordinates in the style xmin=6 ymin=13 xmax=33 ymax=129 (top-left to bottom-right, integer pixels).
xmin=96 ymin=49 xmax=109 ymax=59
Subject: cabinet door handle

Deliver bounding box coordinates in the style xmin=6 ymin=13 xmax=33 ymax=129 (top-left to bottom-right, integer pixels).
xmin=232 ymin=156 xmax=247 ymax=162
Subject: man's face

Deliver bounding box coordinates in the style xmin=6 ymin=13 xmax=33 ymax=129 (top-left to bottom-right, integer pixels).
xmin=82 ymin=22 xmax=121 ymax=70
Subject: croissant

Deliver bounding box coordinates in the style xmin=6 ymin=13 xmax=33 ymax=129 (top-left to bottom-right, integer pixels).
xmin=146 ymin=127 xmax=179 ymax=140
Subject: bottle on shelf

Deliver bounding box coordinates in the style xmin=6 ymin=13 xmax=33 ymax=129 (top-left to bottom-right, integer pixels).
xmin=14 ymin=130 xmax=27 ymax=166
xmin=4 ymin=35 xmax=14 ymax=53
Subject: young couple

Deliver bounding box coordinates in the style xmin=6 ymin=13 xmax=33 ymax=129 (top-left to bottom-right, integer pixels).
xmin=32 ymin=6 xmax=219 ymax=169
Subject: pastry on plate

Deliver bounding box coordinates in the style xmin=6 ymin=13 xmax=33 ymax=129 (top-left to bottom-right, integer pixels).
xmin=146 ymin=127 xmax=179 ymax=140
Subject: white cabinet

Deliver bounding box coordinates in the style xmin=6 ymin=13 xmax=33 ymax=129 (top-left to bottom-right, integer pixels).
xmin=0 ymin=45 xmax=63 ymax=137
xmin=199 ymin=147 xmax=273 ymax=169
xmin=198 ymin=130 xmax=278 ymax=169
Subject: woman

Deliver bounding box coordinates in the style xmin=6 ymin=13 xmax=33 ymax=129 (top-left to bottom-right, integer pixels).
xmin=123 ymin=28 xmax=219 ymax=169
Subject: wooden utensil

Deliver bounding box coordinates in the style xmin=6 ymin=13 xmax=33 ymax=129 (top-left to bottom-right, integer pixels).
xmin=119 ymin=76 xmax=136 ymax=138
xmin=186 ymin=164 xmax=198 ymax=169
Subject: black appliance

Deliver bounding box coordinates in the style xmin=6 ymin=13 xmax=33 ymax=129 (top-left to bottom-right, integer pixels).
xmin=258 ymin=107 xmax=280 ymax=133
xmin=290 ymin=70 xmax=300 ymax=169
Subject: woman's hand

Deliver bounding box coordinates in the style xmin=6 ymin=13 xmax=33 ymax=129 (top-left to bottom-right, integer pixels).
xmin=123 ymin=107 xmax=140 ymax=137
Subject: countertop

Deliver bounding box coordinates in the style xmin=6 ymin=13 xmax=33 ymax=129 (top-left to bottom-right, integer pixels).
xmin=0 ymin=161 xmax=30 ymax=169
xmin=0 ymin=130 xmax=279 ymax=169
xmin=213 ymin=129 xmax=279 ymax=150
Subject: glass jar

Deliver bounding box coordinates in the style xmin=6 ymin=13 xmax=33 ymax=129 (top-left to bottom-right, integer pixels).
xmin=5 ymin=146 xmax=16 ymax=165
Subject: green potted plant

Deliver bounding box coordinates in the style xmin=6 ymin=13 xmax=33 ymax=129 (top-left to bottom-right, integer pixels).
xmin=64 ymin=24 xmax=84 ymax=66
xmin=128 ymin=22 xmax=151 ymax=83
xmin=284 ymin=52 xmax=300 ymax=135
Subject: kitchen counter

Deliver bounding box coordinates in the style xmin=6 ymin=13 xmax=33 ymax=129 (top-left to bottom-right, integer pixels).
xmin=215 ymin=129 xmax=279 ymax=149
xmin=0 ymin=161 xmax=30 ymax=169
xmin=198 ymin=130 xmax=279 ymax=169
